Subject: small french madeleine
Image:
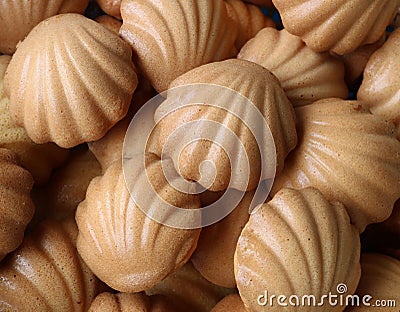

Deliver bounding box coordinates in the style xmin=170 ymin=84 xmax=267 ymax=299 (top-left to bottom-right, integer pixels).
xmin=76 ymin=153 xmax=201 ymax=292
xmin=272 ymin=98 xmax=400 ymax=232
xmin=358 ymin=28 xmax=400 ymax=132
xmin=340 ymin=36 xmax=385 ymax=83
xmin=4 ymin=14 xmax=138 ymax=148
xmin=155 ymin=59 xmax=297 ymax=192
xmin=211 ymin=294 xmax=247 ymax=312
xmin=88 ymin=292 xmax=175 ymax=312
xmin=272 ymin=0 xmax=399 ymax=55
xmin=238 ymin=27 xmax=348 ymax=106
xmin=191 ymin=190 xmax=254 ymax=288
xmin=147 ymin=262 xmax=234 ymax=312
xmin=119 ymin=0 xmax=237 ymax=92
xmin=0 ymin=55 xmax=68 ymax=184
xmin=39 ymin=149 xmax=101 ymax=220
xmin=0 ymin=148 xmax=34 ymax=261
xmin=0 ymin=0 xmax=89 ymax=54
xmin=0 ymin=219 xmax=103 ymax=311
xmin=225 ymin=0 xmax=275 ymax=49
xmin=234 ymin=187 xmax=361 ymax=312
xmin=345 ymin=254 xmax=400 ymax=312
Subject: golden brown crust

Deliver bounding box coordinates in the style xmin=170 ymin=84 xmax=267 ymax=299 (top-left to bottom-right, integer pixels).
xmin=0 ymin=0 xmax=89 ymax=54
xmin=120 ymin=0 xmax=238 ymax=92
xmin=192 ymin=191 xmax=253 ymax=288
xmin=234 ymin=187 xmax=361 ymax=312
xmin=76 ymin=154 xmax=201 ymax=292
xmin=346 ymin=254 xmax=400 ymax=312
xmin=95 ymin=15 xmax=122 ymax=34
xmin=358 ymin=28 xmax=400 ymax=132
xmin=4 ymin=14 xmax=138 ymax=148
xmin=0 ymin=148 xmax=34 ymax=261
xmin=272 ymin=0 xmax=399 ymax=55
xmin=239 ymin=27 xmax=348 ymax=106
xmin=225 ymin=0 xmax=275 ymax=49
xmin=0 ymin=55 xmax=68 ymax=184
xmin=88 ymin=292 xmax=175 ymax=312
xmin=272 ymin=99 xmax=400 ymax=232
xmin=155 ymin=59 xmax=297 ymax=192
xmin=147 ymin=262 xmax=235 ymax=312
xmin=0 ymin=219 xmax=103 ymax=311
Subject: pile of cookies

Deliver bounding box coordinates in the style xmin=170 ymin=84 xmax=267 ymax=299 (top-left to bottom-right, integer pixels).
xmin=0 ymin=0 xmax=399 ymax=311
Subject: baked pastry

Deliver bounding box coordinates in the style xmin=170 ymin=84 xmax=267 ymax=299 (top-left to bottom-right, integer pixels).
xmin=0 ymin=219 xmax=103 ymax=311
xmin=95 ymin=0 xmax=121 ymax=19
xmin=119 ymin=0 xmax=237 ymax=92
xmin=41 ymin=149 xmax=101 ymax=220
xmin=341 ymin=36 xmax=385 ymax=83
xmin=147 ymin=262 xmax=234 ymax=312
xmin=0 ymin=0 xmax=89 ymax=54
xmin=191 ymin=190 xmax=254 ymax=288
xmin=76 ymin=153 xmax=201 ymax=292
xmin=272 ymin=98 xmax=400 ymax=232
xmin=358 ymin=28 xmax=400 ymax=132
xmin=0 ymin=55 xmax=68 ymax=184
xmin=88 ymin=85 xmax=155 ymax=172
xmin=234 ymin=187 xmax=361 ymax=312
xmin=88 ymin=292 xmax=174 ymax=312
xmin=272 ymin=0 xmax=399 ymax=55
xmin=155 ymin=59 xmax=297 ymax=192
xmin=238 ymin=27 xmax=348 ymax=106
xmin=346 ymin=254 xmax=400 ymax=312
xmin=211 ymin=294 xmax=247 ymax=312
xmin=0 ymin=148 xmax=34 ymax=261
xmin=4 ymin=13 xmax=138 ymax=148
xmin=225 ymin=0 xmax=275 ymax=49
xmin=95 ymin=15 xmax=122 ymax=34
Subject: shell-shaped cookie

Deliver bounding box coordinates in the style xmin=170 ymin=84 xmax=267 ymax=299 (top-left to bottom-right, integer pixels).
xmin=0 ymin=148 xmax=34 ymax=261
xmin=89 ymin=292 xmax=174 ymax=312
xmin=211 ymin=294 xmax=247 ymax=312
xmin=95 ymin=0 xmax=121 ymax=19
xmin=346 ymin=254 xmax=400 ymax=312
xmin=155 ymin=59 xmax=297 ymax=192
xmin=4 ymin=13 xmax=138 ymax=148
xmin=0 ymin=0 xmax=88 ymax=54
xmin=147 ymin=262 xmax=234 ymax=312
xmin=225 ymin=0 xmax=275 ymax=49
xmin=95 ymin=15 xmax=122 ymax=34
xmin=272 ymin=0 xmax=399 ymax=55
xmin=341 ymin=36 xmax=385 ymax=83
xmin=234 ymin=187 xmax=361 ymax=312
xmin=191 ymin=190 xmax=253 ymax=288
xmin=40 ymin=149 xmax=101 ymax=220
xmin=271 ymin=99 xmax=400 ymax=232
xmin=0 ymin=219 xmax=103 ymax=311
xmin=76 ymin=153 xmax=201 ymax=292
xmin=358 ymin=28 xmax=400 ymax=132
xmin=88 ymin=85 xmax=155 ymax=172
xmin=0 ymin=55 xmax=68 ymax=184
xmin=238 ymin=27 xmax=348 ymax=106
xmin=119 ymin=0 xmax=237 ymax=92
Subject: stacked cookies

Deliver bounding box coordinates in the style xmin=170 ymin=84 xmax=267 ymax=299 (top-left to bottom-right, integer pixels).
xmin=0 ymin=0 xmax=399 ymax=311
